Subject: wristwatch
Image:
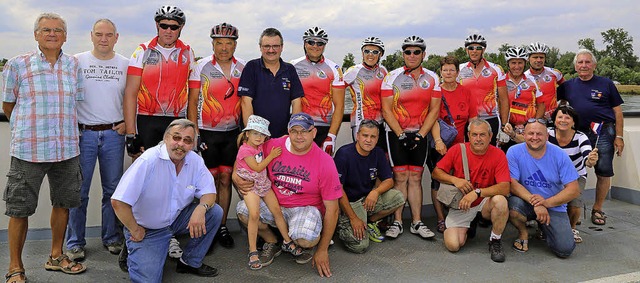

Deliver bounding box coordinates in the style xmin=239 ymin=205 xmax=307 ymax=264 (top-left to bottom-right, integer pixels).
xmin=474 ymin=188 xmax=481 ymax=197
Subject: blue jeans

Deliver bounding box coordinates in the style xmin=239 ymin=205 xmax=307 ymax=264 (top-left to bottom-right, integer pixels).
xmin=585 ymin=123 xmax=615 ymax=177
xmin=125 ymin=202 xmax=222 ymax=283
xmin=508 ymin=196 xmax=575 ymax=258
xmin=67 ymin=129 xmax=125 ymax=249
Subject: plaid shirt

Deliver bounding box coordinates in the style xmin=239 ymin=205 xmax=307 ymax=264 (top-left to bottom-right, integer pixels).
xmin=2 ymin=49 xmax=83 ymax=162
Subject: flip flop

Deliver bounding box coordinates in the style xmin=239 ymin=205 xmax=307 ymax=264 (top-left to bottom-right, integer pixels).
xmin=512 ymin=239 xmax=529 ymax=252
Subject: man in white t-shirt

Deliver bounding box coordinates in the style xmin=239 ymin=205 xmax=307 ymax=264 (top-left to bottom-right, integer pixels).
xmin=65 ymin=18 xmax=129 ymax=261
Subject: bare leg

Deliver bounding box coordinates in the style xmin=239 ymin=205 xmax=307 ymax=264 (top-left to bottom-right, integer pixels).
xmin=392 ymin=170 xmax=409 ymax=222
xmin=262 ymin=190 xmax=293 ymax=244
xmin=8 ymin=217 xmax=28 ymax=272
xmin=443 ymin=227 xmax=467 ymax=252
xmin=431 ymin=189 xmax=445 ymax=221
xmin=50 ymin=207 xmax=69 ymax=258
xmin=482 ymin=196 xmax=508 ymax=236
xmin=238 ymin=212 xmax=278 ymax=244
xmin=407 ymin=170 xmax=424 ymax=223
xmin=568 ymin=206 xmax=581 ymax=229
xmin=593 ymin=175 xmax=611 ymax=212
xmin=509 ymin=210 xmax=529 ymax=241
xmin=243 ymin=192 xmax=262 ymax=253
xmin=217 ymin=172 xmax=232 ymax=226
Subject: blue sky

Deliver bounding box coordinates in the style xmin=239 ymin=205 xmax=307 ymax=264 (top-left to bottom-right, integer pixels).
xmin=1 ymin=0 xmax=639 ymax=63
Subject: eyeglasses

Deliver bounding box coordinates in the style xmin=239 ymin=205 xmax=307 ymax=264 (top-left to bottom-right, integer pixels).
xmin=170 ymin=133 xmax=194 ymax=145
xmin=526 ymin=118 xmax=548 ymax=125
xmin=363 ymin=49 xmax=381 ymax=55
xmin=467 ymin=46 xmax=484 ymax=51
xmin=403 ymin=49 xmax=422 ymax=56
xmin=159 ymin=23 xmax=181 ymax=31
xmin=305 ymin=40 xmax=326 ymax=47
xmin=261 ymin=44 xmax=282 ymax=50
xmin=39 ymin=28 xmax=65 ymax=35
xmin=289 ymin=128 xmax=313 ymax=136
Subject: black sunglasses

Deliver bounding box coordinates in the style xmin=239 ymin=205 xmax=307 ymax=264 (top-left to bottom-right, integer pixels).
xmin=363 ymin=49 xmax=381 ymax=55
xmin=403 ymin=49 xmax=422 ymax=56
xmin=467 ymin=46 xmax=484 ymax=51
xmin=306 ymin=40 xmax=326 ymax=47
xmin=159 ymin=23 xmax=181 ymax=31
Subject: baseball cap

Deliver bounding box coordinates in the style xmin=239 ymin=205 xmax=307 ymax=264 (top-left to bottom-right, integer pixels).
xmin=287 ymin=113 xmax=314 ymax=130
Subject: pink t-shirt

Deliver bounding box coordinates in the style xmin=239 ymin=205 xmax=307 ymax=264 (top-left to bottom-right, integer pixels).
xmin=236 ymin=143 xmax=264 ymax=173
xmin=263 ymin=136 xmax=342 ymax=215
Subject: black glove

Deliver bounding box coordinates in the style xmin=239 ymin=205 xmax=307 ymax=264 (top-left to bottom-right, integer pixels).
xmin=125 ymin=134 xmax=142 ymax=156
xmin=414 ymin=133 xmax=424 ymax=146
xmin=400 ymin=132 xmax=417 ymax=150
xmin=195 ymin=135 xmax=207 ymax=152
xmin=399 ymin=132 xmax=410 ymax=148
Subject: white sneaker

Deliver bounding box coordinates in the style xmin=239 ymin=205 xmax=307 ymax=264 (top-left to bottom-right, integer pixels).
xmin=410 ymin=221 xmax=435 ymax=239
xmin=168 ymin=237 xmax=183 ymax=259
xmin=385 ymin=221 xmax=403 ymax=239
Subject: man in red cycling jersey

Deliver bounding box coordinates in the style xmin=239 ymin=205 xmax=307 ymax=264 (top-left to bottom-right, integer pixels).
xmin=291 ymin=26 xmax=346 ymax=156
xmin=524 ymin=42 xmax=565 ymax=123
xmin=188 ymin=22 xmax=245 ymax=250
xmin=457 ymin=34 xmax=509 ymax=146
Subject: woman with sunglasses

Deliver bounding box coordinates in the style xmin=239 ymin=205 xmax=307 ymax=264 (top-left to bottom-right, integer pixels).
xmin=343 ymin=37 xmax=388 ymax=150
xmin=425 ymin=55 xmax=478 ymax=233
xmin=548 ymin=106 xmax=598 ymax=243
xmin=381 ymin=36 xmax=441 ymax=240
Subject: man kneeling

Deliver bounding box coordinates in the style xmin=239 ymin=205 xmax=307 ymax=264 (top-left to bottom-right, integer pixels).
xmin=334 ymin=120 xmax=404 ymax=253
xmin=432 ymin=118 xmax=510 ymax=262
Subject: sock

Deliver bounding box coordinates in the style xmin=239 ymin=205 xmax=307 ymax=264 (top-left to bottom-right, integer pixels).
xmin=490 ymin=231 xmax=501 ymax=241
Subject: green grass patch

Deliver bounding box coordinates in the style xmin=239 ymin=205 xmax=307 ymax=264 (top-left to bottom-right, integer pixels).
xmin=617 ymin=85 xmax=640 ymax=95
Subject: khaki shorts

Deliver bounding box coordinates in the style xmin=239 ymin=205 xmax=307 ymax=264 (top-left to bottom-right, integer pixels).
xmin=567 ymin=176 xmax=587 ymax=208
xmin=445 ymin=197 xmax=489 ymax=228
xmin=4 ymin=156 xmax=82 ymax=217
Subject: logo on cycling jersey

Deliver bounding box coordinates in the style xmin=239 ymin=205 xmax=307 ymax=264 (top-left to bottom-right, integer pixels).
xmin=317 ymin=70 xmax=327 ymax=79
xmin=209 ymin=71 xmax=224 ymax=79
xmin=376 ymin=70 xmax=385 ymax=80
xmin=400 ymin=82 xmax=414 ymax=90
xmin=543 ymin=74 xmax=552 ymax=82
xmin=296 ymin=69 xmax=311 ymax=78
xmin=232 ymin=69 xmax=242 ymax=78
xmin=520 ymin=82 xmax=530 ymax=90
xmin=145 ymin=51 xmax=160 ymax=65
xmin=420 ymin=80 xmax=430 ymax=89
xmin=481 ymin=69 xmax=492 ymax=77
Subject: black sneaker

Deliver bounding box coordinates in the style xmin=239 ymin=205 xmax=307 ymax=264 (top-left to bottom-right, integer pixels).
xmin=176 ymin=260 xmax=219 ymax=277
xmin=489 ymin=239 xmax=505 ymax=262
xmin=118 ymin=246 xmax=128 ymax=272
xmin=467 ymin=213 xmax=481 ymax=239
xmin=217 ymin=225 xmax=234 ymax=248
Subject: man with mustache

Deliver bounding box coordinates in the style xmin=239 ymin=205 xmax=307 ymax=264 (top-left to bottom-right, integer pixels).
xmin=111 ymin=119 xmax=223 ymax=282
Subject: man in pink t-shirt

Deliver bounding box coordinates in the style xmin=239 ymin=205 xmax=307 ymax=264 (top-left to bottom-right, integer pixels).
xmin=234 ymin=113 xmax=341 ymax=277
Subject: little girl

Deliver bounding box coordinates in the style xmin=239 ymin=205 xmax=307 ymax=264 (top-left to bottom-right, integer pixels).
xmin=236 ymin=115 xmax=302 ymax=270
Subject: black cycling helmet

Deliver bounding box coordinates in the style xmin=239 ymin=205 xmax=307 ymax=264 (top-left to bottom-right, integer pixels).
xmin=154 ymin=5 xmax=186 ymax=26
xmin=464 ymin=34 xmax=487 ymax=48
xmin=402 ymin=36 xmax=426 ymax=51
xmin=210 ymin=23 xmax=238 ymax=39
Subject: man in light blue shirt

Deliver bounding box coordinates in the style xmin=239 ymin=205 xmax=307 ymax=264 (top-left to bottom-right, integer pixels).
xmin=507 ymin=119 xmax=579 ymax=258
xmin=112 ymin=119 xmax=222 ymax=282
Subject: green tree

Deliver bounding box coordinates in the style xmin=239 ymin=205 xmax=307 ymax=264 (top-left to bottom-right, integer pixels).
xmin=342 ymin=53 xmax=356 ymax=70
xmin=381 ymin=50 xmax=404 ymax=71
xmin=546 ymin=47 xmax=560 ymax=68
xmin=555 ymin=51 xmax=576 ymax=79
xmin=424 ymin=54 xmax=443 ymax=73
xmin=578 ymin=38 xmax=599 ymax=57
xmin=446 ymin=47 xmax=467 ymax=64
xmin=601 ymin=28 xmax=638 ymax=68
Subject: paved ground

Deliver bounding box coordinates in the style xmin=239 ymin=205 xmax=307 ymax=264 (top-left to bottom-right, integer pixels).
xmin=2 ymin=199 xmax=640 ymax=283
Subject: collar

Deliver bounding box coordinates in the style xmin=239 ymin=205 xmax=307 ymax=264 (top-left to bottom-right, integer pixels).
xmin=259 ymin=56 xmax=285 ymax=69
xmin=306 ymin=55 xmax=325 ymax=64
xmin=36 ymin=45 xmax=63 ymax=62
xmin=507 ymin=72 xmax=528 ymax=84
xmin=361 ymin=62 xmax=379 ymax=70
xmin=403 ymin=65 xmax=425 ymax=76
xmin=465 ymin=58 xmax=489 ymax=69
xmin=159 ymin=143 xmax=191 ymax=165
xmin=212 ymin=55 xmax=237 ymax=66
xmin=148 ymin=36 xmax=187 ymax=49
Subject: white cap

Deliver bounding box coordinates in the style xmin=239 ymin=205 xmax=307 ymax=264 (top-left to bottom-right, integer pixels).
xmin=243 ymin=115 xmax=271 ymax=136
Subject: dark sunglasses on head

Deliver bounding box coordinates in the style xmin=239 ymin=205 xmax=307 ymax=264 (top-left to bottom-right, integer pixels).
xmin=306 ymin=40 xmax=326 ymax=47
xmin=403 ymin=49 xmax=423 ymax=56
xmin=171 ymin=134 xmax=194 ymax=145
xmin=467 ymin=46 xmax=484 ymax=51
xmin=363 ymin=49 xmax=381 ymax=55
xmin=159 ymin=23 xmax=181 ymax=31
xmin=526 ymin=118 xmax=548 ymax=125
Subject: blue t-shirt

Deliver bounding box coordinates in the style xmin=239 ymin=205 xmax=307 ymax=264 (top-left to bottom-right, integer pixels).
xmin=334 ymin=143 xmax=393 ymax=202
xmin=238 ymin=57 xmax=304 ymax=138
xmin=507 ymin=142 xmax=579 ymax=212
xmin=556 ymin=75 xmax=623 ymax=132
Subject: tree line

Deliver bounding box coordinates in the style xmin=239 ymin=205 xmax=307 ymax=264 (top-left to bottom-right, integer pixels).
xmin=343 ymin=28 xmax=640 ymax=85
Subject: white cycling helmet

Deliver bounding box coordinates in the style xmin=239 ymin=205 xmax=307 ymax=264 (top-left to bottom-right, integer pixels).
xmin=361 ymin=37 xmax=385 ymax=54
xmin=527 ymin=42 xmax=550 ymax=55
xmin=303 ymin=26 xmax=328 ymax=43
xmin=505 ymin=47 xmax=529 ymax=62
xmin=210 ymin=22 xmax=238 ymax=39
xmin=402 ymin=35 xmax=426 ymax=50
xmin=154 ymin=5 xmax=186 ymax=25
xmin=464 ymin=34 xmax=487 ymax=48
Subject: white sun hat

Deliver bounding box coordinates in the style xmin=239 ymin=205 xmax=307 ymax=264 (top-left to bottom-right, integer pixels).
xmin=243 ymin=115 xmax=271 ymax=136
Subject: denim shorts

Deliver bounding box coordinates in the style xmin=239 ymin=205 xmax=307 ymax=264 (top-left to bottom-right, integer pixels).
xmin=585 ymin=123 xmax=615 ymax=177
xmin=4 ymin=156 xmax=81 ymax=217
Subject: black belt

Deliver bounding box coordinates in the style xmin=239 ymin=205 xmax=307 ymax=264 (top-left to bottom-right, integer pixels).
xmin=79 ymin=120 xmax=124 ymax=131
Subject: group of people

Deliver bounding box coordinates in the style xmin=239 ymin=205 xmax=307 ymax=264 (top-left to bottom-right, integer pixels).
xmin=1 ymin=5 xmax=626 ymax=283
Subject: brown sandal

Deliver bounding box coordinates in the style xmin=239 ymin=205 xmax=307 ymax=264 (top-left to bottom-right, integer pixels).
xmin=44 ymin=254 xmax=87 ymax=275
xmin=512 ymin=239 xmax=529 ymax=252
xmin=591 ymin=209 xmax=606 ymax=225
xmin=4 ymin=269 xmax=26 ymax=283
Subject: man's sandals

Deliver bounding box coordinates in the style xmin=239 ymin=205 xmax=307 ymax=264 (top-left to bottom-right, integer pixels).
xmin=44 ymin=254 xmax=87 ymax=275
xmin=591 ymin=209 xmax=607 ymax=225
xmin=512 ymin=239 xmax=529 ymax=252
xmin=4 ymin=269 xmax=26 ymax=283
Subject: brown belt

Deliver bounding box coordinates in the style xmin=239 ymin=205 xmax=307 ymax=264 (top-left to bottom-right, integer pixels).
xmin=79 ymin=120 xmax=124 ymax=131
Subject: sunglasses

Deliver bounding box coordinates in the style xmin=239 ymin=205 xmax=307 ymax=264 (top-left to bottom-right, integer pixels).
xmin=403 ymin=49 xmax=423 ymax=56
xmin=170 ymin=133 xmax=194 ymax=145
xmin=467 ymin=46 xmax=484 ymax=51
xmin=363 ymin=49 xmax=381 ymax=55
xmin=526 ymin=118 xmax=548 ymax=125
xmin=159 ymin=23 xmax=181 ymax=31
xmin=305 ymin=40 xmax=326 ymax=47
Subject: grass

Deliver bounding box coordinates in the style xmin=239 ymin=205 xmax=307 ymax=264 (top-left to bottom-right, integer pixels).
xmin=617 ymin=85 xmax=640 ymax=95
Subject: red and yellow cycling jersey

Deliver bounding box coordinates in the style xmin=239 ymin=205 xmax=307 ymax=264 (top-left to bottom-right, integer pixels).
xmin=190 ymin=55 xmax=246 ymax=131
xmin=381 ymin=67 xmax=442 ymax=132
xmin=127 ymin=37 xmax=197 ymax=117
xmin=291 ymin=56 xmax=346 ymax=126
xmin=506 ymin=73 xmax=542 ymax=126
xmin=458 ymin=59 xmax=506 ymax=119
xmin=524 ymin=66 xmax=564 ymax=121
xmin=343 ymin=63 xmax=388 ymax=128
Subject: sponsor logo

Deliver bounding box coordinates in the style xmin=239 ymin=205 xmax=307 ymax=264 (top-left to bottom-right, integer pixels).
xmin=481 ymin=69 xmax=492 ymax=77
xmin=145 ymin=52 xmax=160 ymax=65
xmin=543 ymin=74 xmax=552 ymax=82
xmin=523 ymin=170 xmax=552 ymax=189
xmin=297 ymin=69 xmax=311 ymax=78
xmin=376 ymin=70 xmax=385 ymax=80
xmin=317 ymin=70 xmax=327 ymax=79
xmin=369 ymin=168 xmax=378 ymax=180
xmin=232 ymin=69 xmax=242 ymax=78
xmin=400 ymin=82 xmax=414 ymax=90
xmin=590 ymin=89 xmax=603 ymax=100
xmin=420 ymin=79 xmax=430 ymax=89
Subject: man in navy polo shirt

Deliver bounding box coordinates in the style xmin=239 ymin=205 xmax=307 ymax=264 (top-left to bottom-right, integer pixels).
xmin=239 ymin=27 xmax=304 ymax=138
xmin=557 ymin=49 xmax=624 ymax=227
